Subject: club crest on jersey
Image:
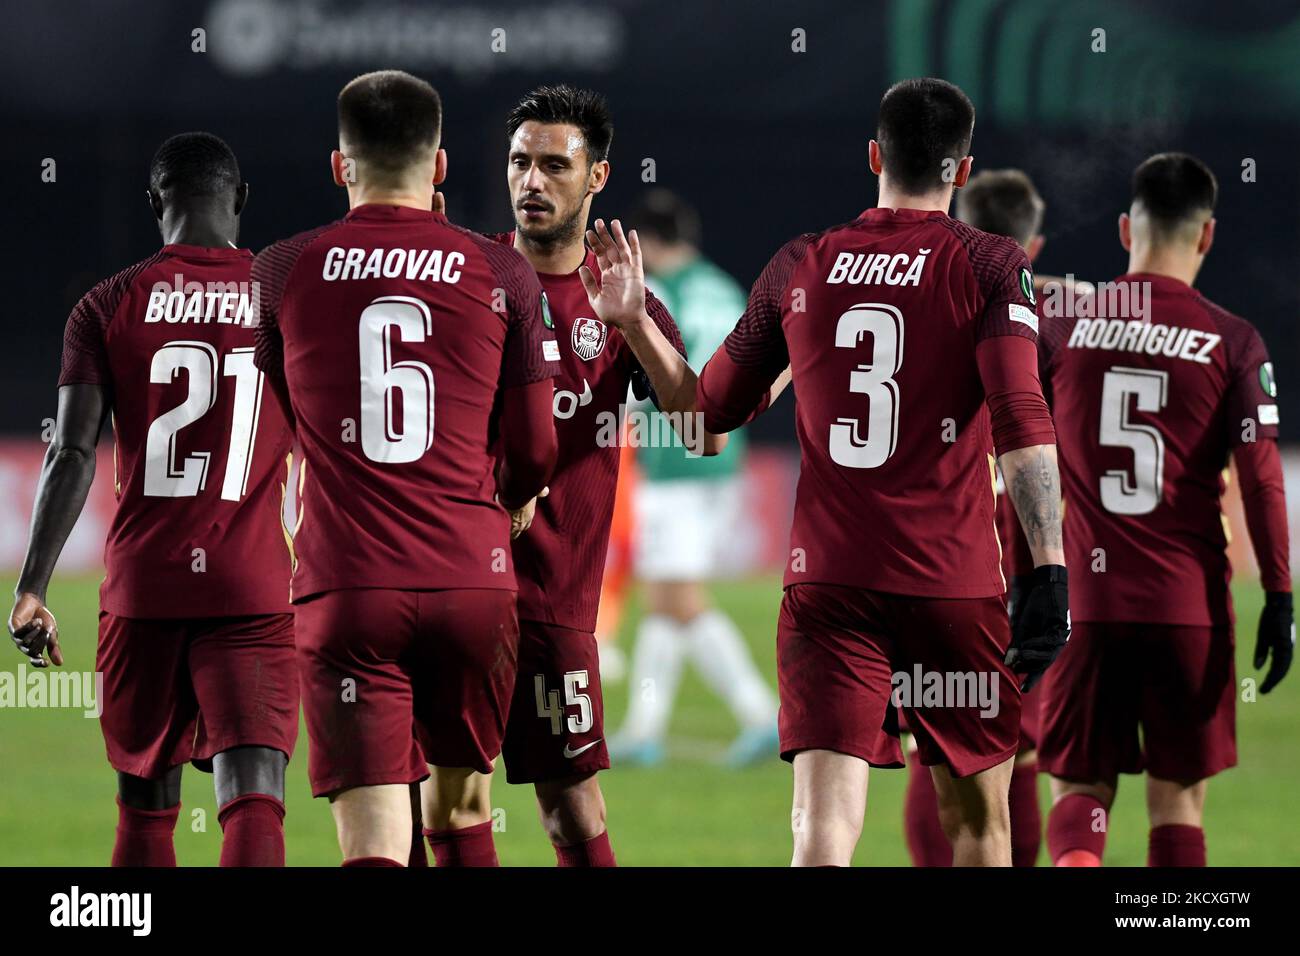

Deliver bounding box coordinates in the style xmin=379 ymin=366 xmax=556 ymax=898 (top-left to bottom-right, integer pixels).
xmin=572 ymin=317 xmax=607 ymax=361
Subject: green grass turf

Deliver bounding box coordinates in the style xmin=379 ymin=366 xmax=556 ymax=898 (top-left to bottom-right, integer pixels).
xmin=0 ymin=573 xmax=1295 ymax=866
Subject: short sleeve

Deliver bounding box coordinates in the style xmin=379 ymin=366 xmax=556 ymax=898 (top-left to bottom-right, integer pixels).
xmin=58 ymin=287 xmax=114 ymax=387
xmin=251 ymin=239 xmax=307 ymax=385
xmin=1225 ymin=325 xmax=1280 ymax=446
xmin=722 ymin=235 xmax=812 ymax=379
xmin=971 ymin=238 xmax=1039 ymax=344
xmin=490 ymin=246 xmax=561 ymax=389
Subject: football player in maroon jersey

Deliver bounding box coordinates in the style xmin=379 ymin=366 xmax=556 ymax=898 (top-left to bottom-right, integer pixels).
xmin=902 ymin=168 xmax=1098 ymax=867
xmin=9 ymin=133 xmax=298 ymax=866
xmin=252 ymin=71 xmax=559 ymax=866
xmin=1038 ymin=153 xmax=1292 ymax=867
xmin=696 ymin=78 xmax=1071 ymax=866
xmin=422 ymin=86 xmax=726 ymax=866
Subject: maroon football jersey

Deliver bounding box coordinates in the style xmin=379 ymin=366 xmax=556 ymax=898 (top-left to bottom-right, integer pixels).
xmin=252 ymin=205 xmax=560 ymax=601
xmin=492 ymin=234 xmax=686 ymax=632
xmin=1039 ymin=273 xmax=1280 ymax=626
xmin=58 ymin=244 xmax=293 ymax=618
xmin=702 ymin=207 xmax=1046 ymax=598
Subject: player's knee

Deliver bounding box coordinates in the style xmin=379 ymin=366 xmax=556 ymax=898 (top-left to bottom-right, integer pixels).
xmin=423 ymin=768 xmax=493 ymax=830
xmin=1146 ymin=775 xmax=1206 ymax=826
xmin=213 ymin=746 xmax=288 ymax=807
xmin=535 ymin=775 xmax=606 ymax=845
xmin=117 ymin=767 xmax=182 ymax=811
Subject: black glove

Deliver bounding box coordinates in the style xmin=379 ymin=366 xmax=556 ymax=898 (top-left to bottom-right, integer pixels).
xmin=1256 ymin=591 xmax=1294 ymax=694
xmin=1005 ymin=565 xmax=1070 ymax=692
xmin=1006 ymin=574 xmax=1034 ymax=634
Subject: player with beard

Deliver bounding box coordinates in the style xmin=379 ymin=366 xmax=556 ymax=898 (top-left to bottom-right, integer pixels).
xmin=421 ymin=85 xmax=727 ymax=866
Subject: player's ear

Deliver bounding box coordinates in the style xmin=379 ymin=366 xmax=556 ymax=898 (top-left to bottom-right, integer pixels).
xmin=588 ymin=159 xmax=610 ymax=196
xmin=1118 ymin=212 xmax=1132 ymax=251
xmin=432 ymin=147 xmax=448 ymax=187
xmin=146 ymin=188 xmax=164 ymax=222
xmin=234 ymin=182 xmax=249 ymax=216
xmin=330 ymin=150 xmax=350 ymax=188
xmin=1198 ymin=217 xmax=1215 ymax=256
xmin=868 ymin=140 xmax=883 ymax=176
xmin=1026 ymin=234 xmax=1045 ymax=263
xmin=952 ymin=155 xmax=973 ymax=188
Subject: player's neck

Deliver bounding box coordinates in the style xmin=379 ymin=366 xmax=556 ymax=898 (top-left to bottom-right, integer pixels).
xmin=876 ymin=183 xmax=954 ymax=214
xmin=515 ymin=232 xmax=586 ymax=276
xmin=1127 ymin=245 xmax=1202 ymax=287
xmin=346 ymin=185 xmax=434 ymax=212
xmin=160 ymin=212 xmax=237 ymax=249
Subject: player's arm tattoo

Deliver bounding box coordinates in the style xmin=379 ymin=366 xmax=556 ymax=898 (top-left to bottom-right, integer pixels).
xmin=1000 ymin=443 xmax=1065 ymax=567
xmin=16 ymin=384 xmax=108 ymax=601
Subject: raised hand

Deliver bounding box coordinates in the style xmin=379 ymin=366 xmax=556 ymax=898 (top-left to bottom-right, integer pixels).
xmin=578 ymin=218 xmax=647 ymax=329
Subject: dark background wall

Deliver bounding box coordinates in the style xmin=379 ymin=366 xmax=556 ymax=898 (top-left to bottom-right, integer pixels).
xmin=3 ymin=0 xmax=1298 ymax=441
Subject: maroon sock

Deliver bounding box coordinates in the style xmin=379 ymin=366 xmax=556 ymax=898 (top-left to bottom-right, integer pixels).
xmin=111 ymin=798 xmax=179 ymax=867
xmin=1148 ymin=824 xmax=1206 ymax=867
xmin=903 ymin=759 xmax=951 ymax=866
xmin=1047 ymin=793 xmax=1107 ymax=866
xmin=342 ymin=856 xmax=404 ymax=867
xmin=425 ymin=821 xmax=499 ymax=867
xmin=555 ymin=831 xmax=617 ymax=867
xmin=408 ymin=823 xmax=429 ymax=868
xmin=1009 ymin=761 xmax=1042 ymax=867
xmin=217 ymin=794 xmax=286 ymax=867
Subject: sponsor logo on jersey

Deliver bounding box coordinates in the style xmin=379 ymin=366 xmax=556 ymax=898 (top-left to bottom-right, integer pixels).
xmin=543 ymin=340 xmax=561 ymax=361
xmin=541 ymin=292 xmax=554 ymax=329
xmin=1019 ymin=267 xmax=1035 ymax=305
xmin=1009 ymin=303 xmax=1038 ymax=333
xmin=572 ymin=317 xmax=607 ymax=360
xmin=1259 ymin=404 xmax=1280 ymax=426
xmin=562 ymin=739 xmax=601 ymax=759
xmin=1260 ymin=362 xmax=1277 ymax=398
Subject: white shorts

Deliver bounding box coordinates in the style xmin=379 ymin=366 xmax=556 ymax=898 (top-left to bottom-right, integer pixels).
xmin=634 ymin=478 xmax=740 ymax=581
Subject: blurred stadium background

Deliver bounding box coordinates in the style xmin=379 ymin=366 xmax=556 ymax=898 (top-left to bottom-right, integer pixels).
xmin=2 ymin=0 xmax=1298 ymax=865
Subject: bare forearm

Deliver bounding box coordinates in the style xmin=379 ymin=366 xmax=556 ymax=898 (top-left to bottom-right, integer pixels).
xmin=621 ymin=313 xmax=728 ymax=455
xmin=998 ymin=443 xmax=1065 ymax=567
xmin=17 ymin=444 xmax=97 ymax=601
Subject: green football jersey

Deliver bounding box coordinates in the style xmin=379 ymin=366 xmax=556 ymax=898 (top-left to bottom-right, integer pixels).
xmin=639 ymin=256 xmax=747 ymax=482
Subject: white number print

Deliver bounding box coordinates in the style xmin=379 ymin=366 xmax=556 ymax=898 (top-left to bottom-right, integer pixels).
xmin=1099 ymin=366 xmax=1169 ymax=515
xmin=143 ymin=342 xmax=264 ymax=500
xmin=829 ymin=304 xmax=904 ymax=469
xmin=358 ymin=296 xmax=435 ymax=464
xmin=534 ymin=670 xmax=594 ymax=735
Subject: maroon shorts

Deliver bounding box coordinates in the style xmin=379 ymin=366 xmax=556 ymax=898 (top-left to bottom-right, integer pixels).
xmin=1038 ymin=622 xmax=1236 ymax=783
xmin=96 ymin=611 xmax=298 ymax=779
xmin=294 ymin=587 xmax=518 ymax=797
xmin=777 ymin=583 xmax=1021 ymax=778
xmin=502 ymin=620 xmax=608 ymax=785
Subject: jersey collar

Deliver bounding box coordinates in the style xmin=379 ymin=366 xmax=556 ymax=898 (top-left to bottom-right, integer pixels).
xmin=161 ymin=243 xmax=252 ymax=259
xmin=345 ymin=203 xmax=447 ymax=224
xmin=859 ymin=207 xmax=946 ymax=223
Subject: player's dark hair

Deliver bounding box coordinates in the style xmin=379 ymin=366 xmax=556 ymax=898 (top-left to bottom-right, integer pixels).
xmin=1131 ymin=152 xmax=1217 ymax=236
xmin=506 ymin=85 xmax=614 ymax=165
xmin=876 ymin=78 xmax=975 ymax=193
xmin=338 ymin=70 xmax=442 ymax=177
xmin=626 ymin=188 xmax=702 ymax=247
xmin=148 ymin=132 xmax=240 ymax=200
xmin=956 ymin=169 xmax=1045 ymax=245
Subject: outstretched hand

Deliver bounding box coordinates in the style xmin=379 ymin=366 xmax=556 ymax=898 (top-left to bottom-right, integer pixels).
xmin=578 ymin=219 xmax=647 ymax=329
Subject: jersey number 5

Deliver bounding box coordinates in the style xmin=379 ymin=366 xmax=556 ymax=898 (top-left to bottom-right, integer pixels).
xmin=1099 ymin=366 xmax=1169 ymax=515
xmin=829 ymin=304 xmax=904 ymax=469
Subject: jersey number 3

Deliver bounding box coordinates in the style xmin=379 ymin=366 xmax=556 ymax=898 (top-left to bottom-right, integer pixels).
xmin=829 ymin=304 xmax=904 ymax=469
